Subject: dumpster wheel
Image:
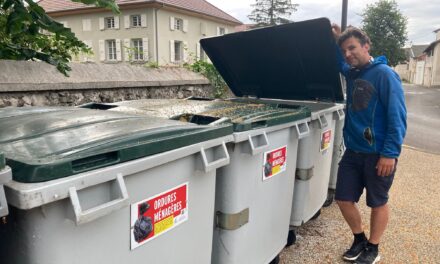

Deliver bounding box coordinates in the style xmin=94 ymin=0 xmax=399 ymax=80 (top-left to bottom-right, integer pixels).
xmin=269 ymin=254 xmax=280 ymax=264
xmin=323 ymin=189 xmax=335 ymax=207
xmin=286 ymin=229 xmax=296 ymax=247
xmin=311 ymin=209 xmax=321 ymax=220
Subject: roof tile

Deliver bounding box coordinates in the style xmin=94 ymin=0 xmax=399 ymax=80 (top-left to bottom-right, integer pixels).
xmin=38 ymin=0 xmax=242 ymax=24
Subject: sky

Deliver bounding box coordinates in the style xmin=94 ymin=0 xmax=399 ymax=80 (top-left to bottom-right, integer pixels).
xmin=206 ymin=0 xmax=440 ymax=45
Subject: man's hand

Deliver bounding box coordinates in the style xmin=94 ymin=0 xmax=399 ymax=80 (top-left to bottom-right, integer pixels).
xmin=376 ymin=157 xmax=396 ymax=176
xmin=331 ymin=23 xmax=341 ymax=41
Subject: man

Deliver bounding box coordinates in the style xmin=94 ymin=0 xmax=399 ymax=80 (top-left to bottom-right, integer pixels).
xmin=332 ymin=25 xmax=407 ymax=264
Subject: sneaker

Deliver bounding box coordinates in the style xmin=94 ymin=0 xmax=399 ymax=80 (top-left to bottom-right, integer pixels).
xmin=343 ymin=240 xmax=367 ymax=261
xmin=354 ymin=244 xmax=381 ymax=264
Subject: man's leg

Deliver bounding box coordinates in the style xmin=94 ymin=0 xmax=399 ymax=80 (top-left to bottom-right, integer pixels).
xmin=336 ymin=200 xmax=363 ymax=234
xmin=369 ymin=203 xmax=389 ymax=244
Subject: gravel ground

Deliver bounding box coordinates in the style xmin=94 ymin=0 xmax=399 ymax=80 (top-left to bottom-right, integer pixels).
xmin=280 ymin=147 xmax=440 ymax=264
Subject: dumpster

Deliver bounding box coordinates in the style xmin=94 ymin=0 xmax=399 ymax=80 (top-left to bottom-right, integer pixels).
xmin=199 ymin=17 xmax=345 ymax=247
xmin=0 ymin=152 xmax=12 ymax=217
xmin=0 ymin=106 xmax=233 ymax=264
xmin=325 ymin=105 xmax=345 ymax=206
xmin=83 ymin=98 xmax=311 ymax=264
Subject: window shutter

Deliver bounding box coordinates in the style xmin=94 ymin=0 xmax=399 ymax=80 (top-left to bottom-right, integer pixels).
xmin=200 ymin=22 xmax=206 ymax=36
xmin=183 ymin=19 xmax=188 ymax=33
xmin=183 ymin=41 xmax=188 ymax=62
xmin=99 ymin=40 xmax=105 ymax=61
xmin=82 ymin=19 xmax=91 ymax=31
xmin=141 ymin=14 xmax=147 ymax=28
xmin=170 ymin=17 xmax=175 ymax=31
xmin=83 ymin=40 xmax=93 ymax=62
xmin=115 ymin=16 xmax=120 ymax=29
xmin=216 ymin=27 xmax=220 ymax=36
xmin=116 ymin=39 xmax=122 ymax=61
xmin=99 ymin=18 xmax=104 ymax=30
xmin=142 ymin=38 xmax=149 ymax=61
xmin=124 ymin=39 xmax=130 ymax=61
xmin=170 ymin=40 xmax=175 ymax=63
xmin=124 ymin=15 xmax=130 ymax=29
xmin=196 ymin=43 xmax=201 ymax=60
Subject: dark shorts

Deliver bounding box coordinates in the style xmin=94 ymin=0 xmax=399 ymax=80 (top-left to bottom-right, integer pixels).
xmin=335 ymin=149 xmax=397 ymax=208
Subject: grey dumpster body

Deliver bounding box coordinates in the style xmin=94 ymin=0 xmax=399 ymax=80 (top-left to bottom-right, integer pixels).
xmin=88 ymin=98 xmax=311 ymax=264
xmin=199 ymin=17 xmax=345 ymax=252
xmin=0 ymin=107 xmax=232 ymax=264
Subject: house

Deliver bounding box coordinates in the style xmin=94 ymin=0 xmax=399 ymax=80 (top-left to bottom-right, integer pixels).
xmin=423 ymin=28 xmax=440 ymax=87
xmin=38 ymin=0 xmax=242 ymax=65
xmin=394 ymin=44 xmax=428 ymax=83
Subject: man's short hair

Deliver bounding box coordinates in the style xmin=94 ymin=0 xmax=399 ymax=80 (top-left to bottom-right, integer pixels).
xmin=338 ymin=27 xmax=371 ymax=47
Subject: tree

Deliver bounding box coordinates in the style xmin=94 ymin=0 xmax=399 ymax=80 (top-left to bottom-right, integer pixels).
xmin=0 ymin=0 xmax=119 ymax=76
xmin=248 ymin=0 xmax=298 ymax=27
xmin=361 ymin=0 xmax=408 ymax=66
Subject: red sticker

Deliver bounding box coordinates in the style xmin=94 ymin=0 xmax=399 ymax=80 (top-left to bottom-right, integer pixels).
xmin=320 ymin=129 xmax=332 ymax=152
xmin=130 ymin=183 xmax=188 ymax=250
xmin=263 ymin=146 xmax=287 ymax=181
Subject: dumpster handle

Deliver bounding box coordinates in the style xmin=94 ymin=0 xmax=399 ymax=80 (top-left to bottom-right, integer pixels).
xmin=69 ymin=174 xmax=129 ymax=225
xmin=318 ymin=115 xmax=328 ymax=129
xmin=295 ymin=122 xmax=310 ymax=140
xmin=0 ymin=167 xmax=12 ymax=218
xmin=247 ymin=132 xmax=270 ymax=156
xmin=200 ymin=142 xmax=230 ymax=173
xmin=335 ymin=109 xmax=345 ymax=121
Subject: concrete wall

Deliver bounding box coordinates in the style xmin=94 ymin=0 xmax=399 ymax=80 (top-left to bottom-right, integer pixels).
xmin=432 ymin=43 xmax=440 ymax=86
xmin=0 ymin=60 xmax=214 ymax=107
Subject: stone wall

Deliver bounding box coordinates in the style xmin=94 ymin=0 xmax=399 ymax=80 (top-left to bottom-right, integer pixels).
xmin=0 ymin=60 xmax=215 ymax=107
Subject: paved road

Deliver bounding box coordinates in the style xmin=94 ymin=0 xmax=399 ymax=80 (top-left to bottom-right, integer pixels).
xmin=403 ymin=84 xmax=440 ymax=154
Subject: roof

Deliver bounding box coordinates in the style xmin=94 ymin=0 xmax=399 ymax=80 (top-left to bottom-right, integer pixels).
xmin=235 ymin=24 xmax=255 ymax=32
xmin=38 ymin=0 xmax=242 ymax=24
xmin=424 ymin=39 xmax=440 ymax=54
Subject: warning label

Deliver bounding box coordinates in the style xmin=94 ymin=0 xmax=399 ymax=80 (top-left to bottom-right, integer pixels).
xmin=263 ymin=146 xmax=287 ymax=181
xmin=320 ymin=129 xmax=332 ymax=152
xmin=130 ymin=183 xmax=188 ymax=250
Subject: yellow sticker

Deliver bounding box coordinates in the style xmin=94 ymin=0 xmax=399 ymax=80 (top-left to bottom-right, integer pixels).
xmin=154 ymin=215 xmax=174 ymax=235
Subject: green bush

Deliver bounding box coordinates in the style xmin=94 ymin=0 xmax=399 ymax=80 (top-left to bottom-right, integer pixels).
xmin=187 ymin=60 xmax=229 ymax=98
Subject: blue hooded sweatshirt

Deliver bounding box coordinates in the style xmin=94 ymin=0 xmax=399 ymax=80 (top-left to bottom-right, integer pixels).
xmin=337 ymin=52 xmax=407 ymax=158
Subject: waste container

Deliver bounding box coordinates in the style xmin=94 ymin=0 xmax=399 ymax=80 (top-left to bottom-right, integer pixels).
xmin=326 ymin=105 xmax=345 ymax=206
xmin=0 ymin=152 xmax=12 ymax=217
xmin=199 ymin=17 xmax=345 ymax=248
xmin=83 ymin=98 xmax=311 ymax=264
xmin=0 ymin=106 xmax=233 ymax=264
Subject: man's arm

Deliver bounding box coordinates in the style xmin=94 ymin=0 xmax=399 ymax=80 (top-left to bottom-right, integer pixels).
xmin=377 ymin=69 xmax=407 ymax=175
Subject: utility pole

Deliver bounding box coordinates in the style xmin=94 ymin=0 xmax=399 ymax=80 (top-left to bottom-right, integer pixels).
xmin=341 ymin=0 xmax=348 ymax=31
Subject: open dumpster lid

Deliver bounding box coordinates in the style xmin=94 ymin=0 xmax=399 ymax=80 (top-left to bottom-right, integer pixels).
xmin=200 ymin=17 xmax=344 ymax=102
xmin=0 ymin=107 xmax=232 ymax=183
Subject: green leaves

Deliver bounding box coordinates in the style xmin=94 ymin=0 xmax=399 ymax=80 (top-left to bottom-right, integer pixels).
xmin=0 ymin=0 xmax=119 ymax=76
xmin=361 ymin=0 xmax=408 ymax=66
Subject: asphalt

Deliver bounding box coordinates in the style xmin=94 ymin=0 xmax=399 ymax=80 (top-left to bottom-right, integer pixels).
xmin=280 ymin=146 xmax=440 ymax=263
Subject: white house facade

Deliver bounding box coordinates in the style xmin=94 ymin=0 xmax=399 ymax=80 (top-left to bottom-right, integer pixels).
xmin=38 ymin=0 xmax=242 ymax=65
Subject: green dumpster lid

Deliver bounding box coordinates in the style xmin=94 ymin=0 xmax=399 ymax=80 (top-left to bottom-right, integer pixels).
xmin=99 ymin=99 xmax=311 ymax=132
xmin=0 ymin=152 xmax=4 ymax=170
xmin=200 ymin=17 xmax=344 ymax=102
xmin=0 ymin=107 xmax=232 ymax=183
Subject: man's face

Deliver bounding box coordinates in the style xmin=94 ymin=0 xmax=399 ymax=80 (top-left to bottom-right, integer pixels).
xmin=340 ymin=36 xmax=371 ymax=68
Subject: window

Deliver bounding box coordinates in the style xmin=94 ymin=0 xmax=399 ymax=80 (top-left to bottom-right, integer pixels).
xmin=131 ymin=15 xmax=141 ymax=27
xmin=174 ymin=41 xmax=183 ymax=62
xmin=106 ymin=17 xmax=115 ymax=29
xmin=219 ymin=27 xmax=226 ymax=36
xmin=107 ymin=40 xmax=117 ymax=60
xmin=175 ymin=18 xmax=183 ymax=31
xmin=132 ymin=39 xmax=144 ymax=61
